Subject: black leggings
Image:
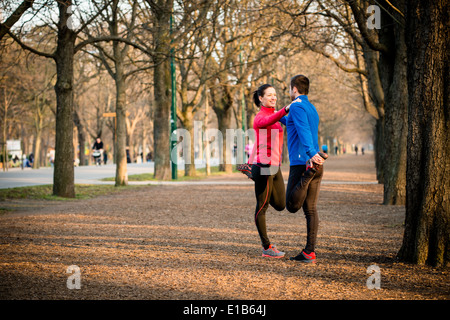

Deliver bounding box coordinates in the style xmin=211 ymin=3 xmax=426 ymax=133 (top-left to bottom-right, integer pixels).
xmin=252 ymin=164 xmax=286 ymax=249
xmin=286 ymin=165 xmax=323 ymax=252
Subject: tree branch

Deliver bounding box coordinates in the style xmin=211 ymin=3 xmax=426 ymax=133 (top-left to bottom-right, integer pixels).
xmin=304 ymin=41 xmax=367 ymax=75
xmin=74 ymin=0 xmax=114 ymax=35
xmin=316 ymin=1 xmax=364 ymax=46
xmin=344 ymin=0 xmax=389 ymax=53
xmin=74 ymin=36 xmax=153 ymax=55
xmin=0 ymin=0 xmax=34 ymax=41
xmin=6 ymin=29 xmax=55 ymax=59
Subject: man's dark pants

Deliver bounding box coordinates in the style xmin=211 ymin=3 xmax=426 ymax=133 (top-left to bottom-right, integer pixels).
xmin=286 ymin=165 xmax=323 ymax=252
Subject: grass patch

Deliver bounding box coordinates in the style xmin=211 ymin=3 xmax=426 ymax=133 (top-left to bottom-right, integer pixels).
xmin=0 ymin=207 xmax=12 ymax=215
xmin=0 ymin=184 xmax=146 ymax=201
xmin=101 ymin=165 xmax=238 ymax=182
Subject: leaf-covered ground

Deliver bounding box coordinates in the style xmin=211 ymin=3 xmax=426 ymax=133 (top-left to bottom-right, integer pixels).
xmin=0 ymin=154 xmax=448 ymax=300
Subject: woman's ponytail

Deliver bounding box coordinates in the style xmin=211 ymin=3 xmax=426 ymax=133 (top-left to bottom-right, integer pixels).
xmin=253 ymin=90 xmax=261 ymax=107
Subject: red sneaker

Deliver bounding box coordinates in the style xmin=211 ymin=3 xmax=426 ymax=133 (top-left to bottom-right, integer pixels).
xmin=305 ymin=159 xmax=316 ymax=172
xmin=306 ymin=152 xmax=328 ymax=171
xmin=289 ymin=250 xmax=316 ymax=263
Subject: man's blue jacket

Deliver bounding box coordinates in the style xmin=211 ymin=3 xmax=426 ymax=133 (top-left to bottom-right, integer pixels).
xmin=280 ymin=95 xmax=320 ymax=166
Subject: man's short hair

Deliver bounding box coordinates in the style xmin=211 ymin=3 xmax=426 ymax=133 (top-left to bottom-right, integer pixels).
xmin=291 ymin=75 xmax=309 ymax=95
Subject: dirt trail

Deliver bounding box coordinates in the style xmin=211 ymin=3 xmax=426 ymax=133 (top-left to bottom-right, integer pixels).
xmin=0 ymin=153 xmax=448 ymax=300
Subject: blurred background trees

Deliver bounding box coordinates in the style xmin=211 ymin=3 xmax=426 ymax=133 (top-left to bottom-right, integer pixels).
xmin=0 ymin=0 xmax=412 ymax=192
xmin=1 ymin=0 xmax=448 ymax=266
xmin=1 ymin=0 xmax=374 ymax=183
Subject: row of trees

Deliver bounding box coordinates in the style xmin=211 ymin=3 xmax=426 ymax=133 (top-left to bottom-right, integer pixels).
xmin=1 ymin=0 xmax=372 ymax=179
xmin=1 ymin=0 xmax=448 ymax=266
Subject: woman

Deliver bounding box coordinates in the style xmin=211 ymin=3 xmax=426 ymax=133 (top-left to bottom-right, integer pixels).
xmin=244 ymin=84 xmax=290 ymax=258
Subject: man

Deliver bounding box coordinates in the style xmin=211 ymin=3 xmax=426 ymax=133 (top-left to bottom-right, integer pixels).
xmin=280 ymin=75 xmax=326 ymax=263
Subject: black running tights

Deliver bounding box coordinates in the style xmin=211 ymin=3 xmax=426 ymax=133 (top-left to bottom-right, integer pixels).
xmin=252 ymin=165 xmax=286 ymax=249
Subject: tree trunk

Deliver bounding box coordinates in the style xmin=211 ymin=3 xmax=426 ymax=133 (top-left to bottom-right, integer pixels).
xmin=216 ymin=107 xmax=233 ymax=173
xmin=109 ymin=0 xmax=128 ymax=186
xmin=354 ymin=2 xmax=408 ymax=203
xmin=153 ymin=58 xmax=171 ymax=180
xmin=52 ymin=0 xmax=76 ymax=198
xmin=115 ymin=75 xmax=128 ymax=186
xmin=32 ymin=97 xmax=43 ymax=169
xmin=373 ymin=118 xmax=384 ymax=183
xmin=203 ymin=90 xmax=211 ymax=175
xmin=182 ymin=111 xmax=196 ymax=177
xmin=32 ymin=127 xmax=41 ymax=169
xmin=398 ymin=0 xmax=449 ymax=267
xmin=362 ymin=42 xmax=388 ymax=187
xmin=378 ymin=1 xmax=408 ymax=205
xmin=73 ymin=109 xmax=86 ymax=166
xmin=152 ymin=0 xmax=173 ymax=180
xmin=211 ymin=84 xmax=234 ymax=173
xmin=354 ymin=38 xmax=383 ymax=181
xmin=2 ymin=97 xmax=8 ymax=171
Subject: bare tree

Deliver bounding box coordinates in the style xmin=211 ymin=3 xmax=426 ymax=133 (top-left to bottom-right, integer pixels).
xmin=175 ymin=1 xmax=218 ymax=176
xmin=0 ymin=41 xmax=38 ymax=170
xmin=206 ymin=0 xmax=285 ymax=172
xmin=345 ymin=0 xmax=407 ymax=205
xmin=398 ymin=0 xmax=449 ymax=267
xmin=276 ymin=0 xmax=407 ymax=204
xmin=83 ymin=0 xmax=146 ymax=185
xmin=7 ymin=0 xmax=148 ymax=196
xmin=142 ymin=0 xmax=173 ymax=180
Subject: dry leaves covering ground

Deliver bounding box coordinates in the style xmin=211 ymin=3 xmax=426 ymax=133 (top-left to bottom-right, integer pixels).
xmin=0 ymin=153 xmax=448 ymax=300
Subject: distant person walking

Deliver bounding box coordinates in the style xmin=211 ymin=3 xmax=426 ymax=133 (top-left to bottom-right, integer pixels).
xmin=245 ymin=140 xmax=254 ymax=160
xmin=103 ymin=149 xmax=108 ymax=164
xmin=280 ymin=75 xmax=327 ymax=263
xmin=92 ymin=137 xmax=104 ymax=166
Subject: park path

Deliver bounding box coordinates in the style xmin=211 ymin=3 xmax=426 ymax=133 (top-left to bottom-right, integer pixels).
xmin=0 ymin=162 xmax=155 ymax=189
xmin=0 ymin=153 xmax=448 ymax=300
xmin=0 ymin=153 xmax=377 ymax=189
